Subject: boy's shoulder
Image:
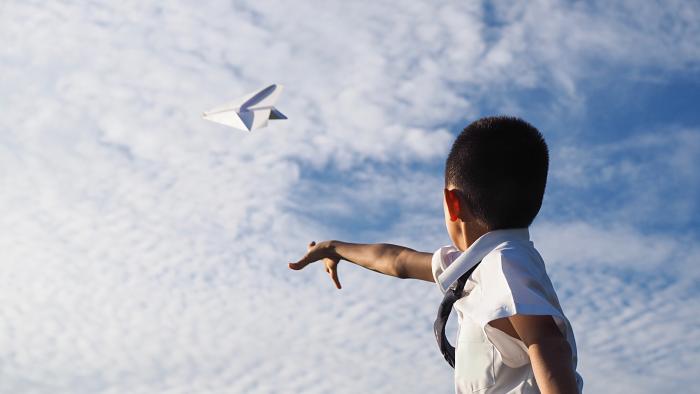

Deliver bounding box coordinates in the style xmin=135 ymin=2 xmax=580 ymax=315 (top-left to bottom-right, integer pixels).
xmin=432 ymin=228 xmax=546 ymax=294
xmin=481 ymin=233 xmax=547 ymax=279
xmin=478 ymin=239 xmax=550 ymax=292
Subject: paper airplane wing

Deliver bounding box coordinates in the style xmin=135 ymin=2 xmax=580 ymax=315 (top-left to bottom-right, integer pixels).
xmin=240 ymin=108 xmax=272 ymax=130
xmin=202 ymin=108 xmax=274 ymax=131
xmin=203 ymin=89 xmax=259 ymax=115
xmin=269 ymin=108 xmax=287 ymax=120
xmin=202 ymin=109 xmax=250 ymax=130
xmin=244 ymin=84 xmax=284 ymax=110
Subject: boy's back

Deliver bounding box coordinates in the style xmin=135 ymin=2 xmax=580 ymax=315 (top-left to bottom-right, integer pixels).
xmin=432 ymin=228 xmax=583 ymax=392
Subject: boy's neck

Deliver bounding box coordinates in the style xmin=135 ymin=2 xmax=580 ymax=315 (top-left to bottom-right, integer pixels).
xmin=462 ymin=221 xmax=489 ymax=249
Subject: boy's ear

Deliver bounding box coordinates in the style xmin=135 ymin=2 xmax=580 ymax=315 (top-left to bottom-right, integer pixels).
xmin=444 ymin=188 xmax=461 ymax=222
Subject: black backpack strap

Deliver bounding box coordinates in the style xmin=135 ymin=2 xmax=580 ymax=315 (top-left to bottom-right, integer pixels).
xmin=433 ymin=261 xmax=481 ymax=368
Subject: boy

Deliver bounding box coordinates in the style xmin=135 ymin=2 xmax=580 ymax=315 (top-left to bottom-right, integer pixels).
xmin=288 ymin=116 xmax=583 ymax=393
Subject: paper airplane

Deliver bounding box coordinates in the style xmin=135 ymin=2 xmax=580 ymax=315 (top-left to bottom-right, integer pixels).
xmin=202 ymin=84 xmax=287 ymax=131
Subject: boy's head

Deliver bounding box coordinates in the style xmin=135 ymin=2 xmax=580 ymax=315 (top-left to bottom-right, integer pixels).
xmin=443 ymin=116 xmax=548 ymax=244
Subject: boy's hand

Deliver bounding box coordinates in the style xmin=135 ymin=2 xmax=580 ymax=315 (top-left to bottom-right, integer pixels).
xmin=288 ymin=241 xmax=342 ymax=289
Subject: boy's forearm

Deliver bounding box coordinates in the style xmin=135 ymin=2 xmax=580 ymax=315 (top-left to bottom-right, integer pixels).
xmin=329 ymin=241 xmax=413 ymax=278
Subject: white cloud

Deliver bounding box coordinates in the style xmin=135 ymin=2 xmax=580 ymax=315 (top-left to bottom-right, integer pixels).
xmin=470 ymin=0 xmax=700 ymax=122
xmin=0 ymin=0 xmax=698 ymax=393
xmin=547 ymin=128 xmax=700 ymax=231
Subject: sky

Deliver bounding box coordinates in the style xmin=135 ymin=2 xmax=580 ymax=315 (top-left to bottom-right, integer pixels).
xmin=0 ymin=0 xmax=698 ymax=393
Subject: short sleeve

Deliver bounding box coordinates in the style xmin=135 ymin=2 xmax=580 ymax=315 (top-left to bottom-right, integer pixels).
xmin=431 ymin=245 xmax=461 ymax=293
xmin=460 ymin=246 xmax=570 ymax=367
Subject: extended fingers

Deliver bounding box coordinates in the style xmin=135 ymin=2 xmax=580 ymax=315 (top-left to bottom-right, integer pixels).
xmin=325 ymin=260 xmax=341 ymax=289
xmin=288 ymin=241 xmax=317 ymax=270
xmin=288 ymin=257 xmax=310 ymax=270
xmin=330 ymin=266 xmax=341 ymax=289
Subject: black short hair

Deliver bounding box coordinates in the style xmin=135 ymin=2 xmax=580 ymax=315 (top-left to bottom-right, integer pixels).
xmin=445 ymin=116 xmax=549 ymax=230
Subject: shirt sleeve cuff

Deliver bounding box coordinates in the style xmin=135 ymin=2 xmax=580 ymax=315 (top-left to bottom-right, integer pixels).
xmin=431 ymin=245 xmax=459 ymax=294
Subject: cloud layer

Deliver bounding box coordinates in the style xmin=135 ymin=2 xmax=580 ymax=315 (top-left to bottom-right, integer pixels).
xmin=1 ymin=0 xmax=699 ymax=393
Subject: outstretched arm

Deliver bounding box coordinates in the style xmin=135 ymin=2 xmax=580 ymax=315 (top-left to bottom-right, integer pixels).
xmin=288 ymin=240 xmax=434 ymax=289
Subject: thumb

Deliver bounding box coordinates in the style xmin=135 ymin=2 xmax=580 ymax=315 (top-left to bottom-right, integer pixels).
xmin=289 ymin=241 xmax=319 ymax=270
xmin=288 ymin=257 xmax=311 ymax=270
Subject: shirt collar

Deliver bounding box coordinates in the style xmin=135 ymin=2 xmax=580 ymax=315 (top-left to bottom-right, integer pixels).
xmin=436 ymin=228 xmax=530 ymax=293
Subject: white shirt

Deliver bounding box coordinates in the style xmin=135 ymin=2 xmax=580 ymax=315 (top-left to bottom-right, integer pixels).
xmin=432 ymin=228 xmax=583 ymax=393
